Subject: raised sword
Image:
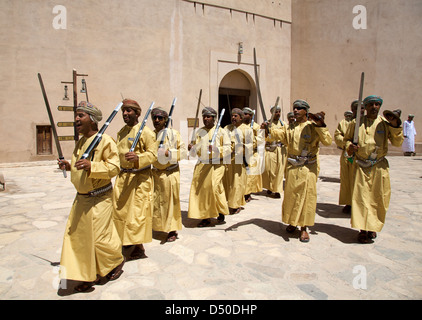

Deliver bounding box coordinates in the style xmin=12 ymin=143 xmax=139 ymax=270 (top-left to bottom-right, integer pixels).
xmin=348 ymin=72 xmax=365 ymax=164
xmin=253 ymin=48 xmax=267 ymax=123
xmin=80 ymin=101 xmax=123 ymax=159
xmin=129 ymin=101 xmax=155 ymax=152
xmin=353 ymin=72 xmax=365 ymax=145
xmin=190 ymin=89 xmax=202 ymax=145
xmin=208 ymin=109 xmax=225 ymax=155
xmin=158 ymin=98 xmax=177 ymax=149
xmin=37 ymin=73 xmax=67 ymax=178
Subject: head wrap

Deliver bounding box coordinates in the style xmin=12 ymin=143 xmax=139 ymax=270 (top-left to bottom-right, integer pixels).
xmin=363 ymin=95 xmax=383 ymax=106
xmin=202 ymin=107 xmax=217 ymax=117
xmin=344 ymin=110 xmax=353 ymax=116
xmin=409 ymin=114 xmax=414 ymax=118
xmin=231 ymin=108 xmax=244 ymax=118
xmin=122 ymin=99 xmax=141 ymax=114
xmin=270 ymin=105 xmax=281 ymax=114
xmin=242 ymin=107 xmax=254 ymax=115
xmin=351 ymin=100 xmax=359 ymax=109
xmin=287 ymin=111 xmax=294 ymax=118
xmin=77 ymin=101 xmax=102 ymax=123
xmin=151 ymin=107 xmax=168 ymax=119
xmin=292 ymin=99 xmax=310 ymax=111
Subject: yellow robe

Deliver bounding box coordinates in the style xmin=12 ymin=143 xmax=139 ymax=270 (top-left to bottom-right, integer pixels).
xmin=223 ymin=123 xmax=253 ymax=209
xmin=60 ymin=134 xmax=123 ymax=282
xmin=112 ymin=124 xmax=157 ymax=246
xmin=152 ymin=128 xmax=186 ymax=233
xmin=188 ymin=125 xmax=231 ymax=219
xmin=245 ymin=122 xmax=263 ymax=194
xmin=262 ymin=119 xmax=287 ymax=193
xmin=271 ymin=121 xmax=332 ymax=227
xmin=344 ymin=115 xmax=403 ymax=232
xmin=334 ymin=118 xmax=354 ymax=206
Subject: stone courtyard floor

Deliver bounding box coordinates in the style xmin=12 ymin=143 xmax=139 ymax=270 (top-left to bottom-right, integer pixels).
xmin=0 ymin=155 xmax=421 ymax=300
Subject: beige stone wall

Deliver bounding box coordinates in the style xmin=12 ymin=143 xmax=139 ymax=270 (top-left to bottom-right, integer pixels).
xmin=291 ymin=0 xmax=422 ymax=153
xmin=3 ymin=0 xmax=419 ymax=163
xmin=0 ymin=0 xmax=291 ymax=163
xmin=185 ymin=0 xmax=291 ymax=22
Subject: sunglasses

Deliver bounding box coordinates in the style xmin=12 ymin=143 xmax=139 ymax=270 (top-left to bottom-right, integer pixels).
xmin=153 ymin=116 xmax=165 ymax=120
xmin=293 ymin=106 xmax=307 ymax=111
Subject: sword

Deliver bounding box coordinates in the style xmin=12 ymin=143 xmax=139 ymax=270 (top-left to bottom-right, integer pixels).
xmin=253 ymin=48 xmax=267 ymax=122
xmin=353 ymin=72 xmax=365 ymax=144
xmin=80 ymin=101 xmax=123 ymax=159
xmin=265 ymin=96 xmax=281 ymax=138
xmin=37 ymin=73 xmax=67 ymax=178
xmin=208 ymin=109 xmax=225 ymax=154
xmin=129 ymin=101 xmax=155 ymax=152
xmin=268 ymin=96 xmax=280 ymax=127
xmin=250 ymin=110 xmax=255 ymax=128
xmin=158 ymin=98 xmax=177 ymax=149
xmin=348 ymin=72 xmax=365 ymax=164
xmin=280 ymin=98 xmax=285 ymax=126
xmin=190 ymin=89 xmax=202 ymax=145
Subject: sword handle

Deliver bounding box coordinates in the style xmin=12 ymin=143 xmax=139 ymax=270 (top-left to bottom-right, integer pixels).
xmin=58 ymin=156 xmax=67 ymax=178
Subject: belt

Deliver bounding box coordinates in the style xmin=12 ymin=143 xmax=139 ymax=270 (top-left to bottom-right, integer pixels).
xmin=287 ymin=154 xmax=317 ymax=166
xmin=356 ymin=156 xmax=385 ymax=168
xmin=77 ymin=182 xmax=113 ymax=197
xmin=152 ymin=163 xmax=179 ymax=172
xmin=120 ymin=165 xmax=151 ymax=173
xmin=265 ymin=141 xmax=283 ymax=151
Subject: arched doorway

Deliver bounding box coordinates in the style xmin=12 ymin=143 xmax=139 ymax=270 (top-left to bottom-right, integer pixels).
xmin=218 ymin=70 xmax=255 ymax=128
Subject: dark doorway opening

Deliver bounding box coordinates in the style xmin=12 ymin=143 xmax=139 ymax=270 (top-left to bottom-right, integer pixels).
xmin=218 ymin=88 xmax=250 ymax=128
xmin=36 ymin=125 xmax=52 ymax=155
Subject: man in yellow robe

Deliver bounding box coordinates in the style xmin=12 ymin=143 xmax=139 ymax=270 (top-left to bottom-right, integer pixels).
xmin=223 ymin=108 xmax=254 ymax=214
xmin=112 ymin=99 xmax=157 ymax=260
xmin=188 ymin=107 xmax=231 ymax=227
xmin=243 ymin=107 xmax=263 ymax=202
xmin=58 ymin=101 xmax=124 ymax=293
xmin=334 ymin=101 xmax=358 ymax=214
xmin=151 ymin=107 xmax=186 ymax=242
xmin=261 ymin=105 xmax=287 ymax=198
xmin=345 ymin=95 xmax=403 ymax=243
xmin=267 ymin=100 xmax=332 ymax=242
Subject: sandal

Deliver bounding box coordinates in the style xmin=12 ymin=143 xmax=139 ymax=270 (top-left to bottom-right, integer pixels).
xmin=367 ymin=231 xmax=377 ymax=240
xmin=167 ymin=231 xmax=178 ymax=242
xmin=74 ymin=282 xmax=94 ymax=293
xmin=229 ymin=208 xmax=241 ymax=215
xmin=198 ymin=219 xmax=211 ymax=228
xmin=93 ymin=275 xmax=101 ymax=285
xmin=128 ymin=245 xmax=147 ymax=261
xmin=286 ymin=225 xmax=297 ymax=233
xmin=300 ymin=230 xmax=310 ymax=243
xmin=107 ymin=258 xmax=125 ymax=281
xmin=358 ymin=230 xmax=369 ymax=244
xmin=217 ymin=213 xmax=225 ymax=224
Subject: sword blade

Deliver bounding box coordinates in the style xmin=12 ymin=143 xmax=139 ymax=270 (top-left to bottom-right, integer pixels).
xmin=353 ymin=72 xmax=365 ymax=144
xmin=130 ymin=101 xmax=155 ymax=152
xmin=38 ymin=73 xmax=67 ymax=178
xmin=253 ymin=48 xmax=267 ymax=122
xmin=191 ymin=89 xmax=202 ymax=144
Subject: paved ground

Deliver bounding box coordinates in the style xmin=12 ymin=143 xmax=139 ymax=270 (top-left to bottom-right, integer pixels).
xmin=0 ymin=155 xmax=421 ymax=300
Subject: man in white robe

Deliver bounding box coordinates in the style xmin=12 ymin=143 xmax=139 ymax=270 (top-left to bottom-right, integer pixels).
xmin=403 ymin=114 xmax=417 ymax=156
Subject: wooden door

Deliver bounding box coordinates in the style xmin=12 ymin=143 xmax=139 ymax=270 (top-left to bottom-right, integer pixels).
xmin=36 ymin=125 xmax=52 ymax=155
